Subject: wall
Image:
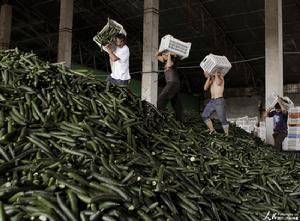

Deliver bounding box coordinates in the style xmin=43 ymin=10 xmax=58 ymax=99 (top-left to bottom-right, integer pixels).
xmin=225 ymin=96 xmax=262 ymax=119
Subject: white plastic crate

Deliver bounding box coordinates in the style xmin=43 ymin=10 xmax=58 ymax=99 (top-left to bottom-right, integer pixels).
xmin=289 ymin=107 xmax=300 ymax=113
xmin=282 ymin=138 xmax=300 ymax=151
xmin=259 ymin=121 xmax=266 ymax=127
xmin=93 ymin=19 xmax=127 ymax=52
xmin=282 ymin=96 xmax=294 ymax=109
xmin=235 ymin=120 xmax=247 ymax=127
xmin=248 ymin=116 xmax=258 ymax=122
xmin=241 ymin=125 xmax=254 ymax=133
xmin=249 ymin=121 xmax=257 ymax=128
xmin=288 ymin=107 xmax=300 ymax=125
xmin=266 ymin=91 xmax=279 ymax=109
xmin=288 ymin=132 xmax=300 ymax=139
xmin=288 ymin=107 xmax=300 ymax=119
xmin=288 ymin=118 xmax=300 ymax=125
xmin=227 ymin=118 xmax=236 ymax=123
xmin=288 ymin=126 xmax=300 ymax=134
xmin=200 ymin=53 xmax=232 ymax=76
xmin=158 ymin=35 xmax=191 ymax=60
xmin=238 ymin=116 xmax=249 ymax=121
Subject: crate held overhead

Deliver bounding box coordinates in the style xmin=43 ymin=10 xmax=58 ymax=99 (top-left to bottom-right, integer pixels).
xmin=158 ymin=35 xmax=191 ymax=60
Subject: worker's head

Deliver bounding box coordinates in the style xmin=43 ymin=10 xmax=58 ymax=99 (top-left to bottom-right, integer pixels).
xmin=115 ymin=33 xmax=126 ymax=47
xmin=161 ymin=52 xmax=176 ymax=62
xmin=275 ymin=103 xmax=281 ymax=112
xmin=161 ymin=52 xmax=168 ymax=61
xmin=213 ymin=69 xmax=222 ymax=76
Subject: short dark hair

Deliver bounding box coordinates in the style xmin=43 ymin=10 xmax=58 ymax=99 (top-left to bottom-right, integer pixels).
xmin=275 ymin=103 xmax=281 ymax=109
xmin=115 ymin=33 xmax=126 ymax=41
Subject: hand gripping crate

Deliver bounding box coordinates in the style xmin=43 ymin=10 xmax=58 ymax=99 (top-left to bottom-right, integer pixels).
xmin=266 ymin=92 xmax=294 ymax=110
xmin=158 ymin=35 xmax=192 ymax=60
xmin=93 ymin=18 xmax=127 ymax=53
xmin=200 ymin=53 xmax=232 ymax=76
xmin=282 ymin=96 xmax=294 ymax=109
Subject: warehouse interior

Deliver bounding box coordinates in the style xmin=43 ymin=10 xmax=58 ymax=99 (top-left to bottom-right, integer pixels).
xmin=1 ymin=1 xmax=300 ymax=220
xmin=5 ymin=0 xmax=300 ymax=88
xmin=1 ymin=0 xmax=300 ymax=141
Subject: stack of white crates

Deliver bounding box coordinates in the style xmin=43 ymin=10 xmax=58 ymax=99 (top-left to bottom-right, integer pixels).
xmin=228 ymin=116 xmax=266 ymax=141
xmin=283 ymin=107 xmax=300 ymax=151
xmin=200 ymin=53 xmax=232 ymax=76
xmin=158 ymin=35 xmax=191 ymax=60
xmin=287 ymin=107 xmax=300 ymax=125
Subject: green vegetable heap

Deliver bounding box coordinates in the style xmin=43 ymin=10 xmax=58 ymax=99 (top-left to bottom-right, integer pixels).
xmin=0 ymin=48 xmax=299 ymax=221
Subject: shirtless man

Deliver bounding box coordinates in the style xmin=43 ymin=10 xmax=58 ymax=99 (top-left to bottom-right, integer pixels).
xmin=201 ymin=70 xmax=229 ymax=135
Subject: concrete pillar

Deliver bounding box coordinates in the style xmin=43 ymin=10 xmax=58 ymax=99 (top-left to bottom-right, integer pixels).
xmin=265 ymin=0 xmax=283 ymax=144
xmin=141 ymin=0 xmax=159 ymax=105
xmin=57 ymin=0 xmax=74 ymax=67
xmin=0 ymin=1 xmax=12 ymax=49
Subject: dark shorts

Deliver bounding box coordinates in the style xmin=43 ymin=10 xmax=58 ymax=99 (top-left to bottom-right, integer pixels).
xmin=107 ymin=75 xmax=129 ymax=86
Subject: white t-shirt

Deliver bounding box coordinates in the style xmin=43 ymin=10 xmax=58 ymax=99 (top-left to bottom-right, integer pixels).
xmin=110 ymin=45 xmax=130 ymax=80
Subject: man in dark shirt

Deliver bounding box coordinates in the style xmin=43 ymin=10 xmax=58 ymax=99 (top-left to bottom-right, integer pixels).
xmin=266 ymin=97 xmax=288 ymax=151
xmin=155 ymin=51 xmax=183 ymax=121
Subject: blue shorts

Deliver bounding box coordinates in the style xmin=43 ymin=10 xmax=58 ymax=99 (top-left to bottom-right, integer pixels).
xmin=201 ymin=97 xmax=229 ymax=128
xmin=106 ymin=75 xmax=129 ymax=86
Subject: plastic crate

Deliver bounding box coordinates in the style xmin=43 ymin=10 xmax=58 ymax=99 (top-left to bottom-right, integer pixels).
xmin=227 ymin=118 xmax=236 ymax=123
xmin=200 ymin=53 xmax=232 ymax=76
xmin=288 ymin=119 xmax=300 ymax=125
xmin=93 ymin=19 xmax=126 ymax=52
xmin=241 ymin=125 xmax=254 ymax=133
xmin=235 ymin=120 xmax=247 ymax=127
xmin=266 ymin=91 xmax=279 ymax=109
xmin=282 ymin=96 xmax=294 ymax=109
xmin=288 ymin=126 xmax=300 ymax=133
xmin=288 ymin=107 xmax=300 ymax=118
xmin=259 ymin=121 xmax=266 ymax=127
xmin=158 ymin=35 xmax=191 ymax=60
xmin=288 ymin=127 xmax=300 ymax=139
xmin=288 ymin=107 xmax=300 ymax=125
xmin=282 ymin=138 xmax=300 ymax=151
xmin=248 ymin=116 xmax=258 ymax=122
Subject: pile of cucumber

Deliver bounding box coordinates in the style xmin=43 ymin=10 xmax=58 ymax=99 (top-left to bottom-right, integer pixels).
xmin=0 ymin=48 xmax=299 ymax=221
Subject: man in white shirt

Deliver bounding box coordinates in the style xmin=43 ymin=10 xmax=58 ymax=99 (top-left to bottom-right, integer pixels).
xmin=105 ymin=33 xmax=130 ymax=86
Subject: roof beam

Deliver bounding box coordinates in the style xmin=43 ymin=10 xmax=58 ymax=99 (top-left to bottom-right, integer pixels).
xmin=195 ymin=1 xmax=261 ymax=88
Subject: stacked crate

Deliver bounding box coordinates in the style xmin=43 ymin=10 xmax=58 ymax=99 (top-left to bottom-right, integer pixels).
xmin=228 ymin=116 xmax=266 ymax=141
xmin=283 ymin=107 xmax=300 ymax=151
